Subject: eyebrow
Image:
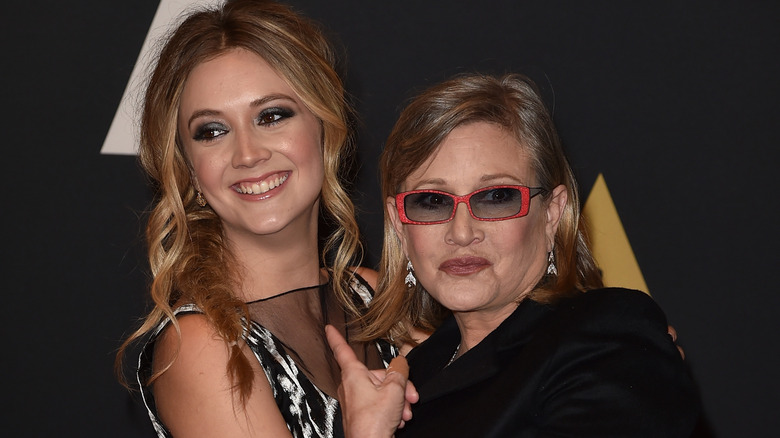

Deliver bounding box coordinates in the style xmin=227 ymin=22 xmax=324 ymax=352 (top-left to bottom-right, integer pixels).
xmin=480 ymin=173 xmax=525 ymax=184
xmin=250 ymin=93 xmax=296 ymax=108
xmin=414 ymin=173 xmax=525 ymax=188
xmin=186 ymin=93 xmax=298 ymax=129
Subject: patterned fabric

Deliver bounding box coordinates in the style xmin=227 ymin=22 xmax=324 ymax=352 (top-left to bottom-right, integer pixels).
xmin=137 ymin=277 xmax=397 ymax=438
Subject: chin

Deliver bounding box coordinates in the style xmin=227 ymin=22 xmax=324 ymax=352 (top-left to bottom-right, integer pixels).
xmin=431 ymin=292 xmax=488 ymax=313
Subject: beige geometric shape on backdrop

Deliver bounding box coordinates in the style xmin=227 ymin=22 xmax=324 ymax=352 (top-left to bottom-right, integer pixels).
xmin=101 ymin=0 xmax=218 ymax=155
xmin=582 ymin=173 xmax=649 ymax=295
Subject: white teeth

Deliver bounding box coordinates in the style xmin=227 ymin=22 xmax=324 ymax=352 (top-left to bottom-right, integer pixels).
xmin=237 ymin=174 xmax=288 ymax=195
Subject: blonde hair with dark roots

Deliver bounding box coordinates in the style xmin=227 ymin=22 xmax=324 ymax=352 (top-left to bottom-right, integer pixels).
xmin=360 ymin=73 xmax=604 ymax=346
xmin=116 ymin=0 xmax=363 ymax=404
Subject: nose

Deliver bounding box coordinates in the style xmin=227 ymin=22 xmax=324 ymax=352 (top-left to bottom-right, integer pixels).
xmin=445 ymin=201 xmax=484 ymax=246
xmin=231 ymin=129 xmax=271 ymax=168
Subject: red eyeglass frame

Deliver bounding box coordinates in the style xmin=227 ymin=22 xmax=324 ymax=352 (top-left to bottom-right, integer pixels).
xmin=394 ymin=185 xmax=546 ymax=225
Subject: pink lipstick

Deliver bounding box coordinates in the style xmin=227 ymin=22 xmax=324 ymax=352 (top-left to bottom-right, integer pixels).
xmin=439 ymin=256 xmax=491 ymax=276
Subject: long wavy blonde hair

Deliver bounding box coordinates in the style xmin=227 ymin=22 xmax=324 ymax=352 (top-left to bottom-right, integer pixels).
xmin=360 ymin=73 xmax=604 ymax=346
xmin=116 ymin=0 xmax=363 ymax=404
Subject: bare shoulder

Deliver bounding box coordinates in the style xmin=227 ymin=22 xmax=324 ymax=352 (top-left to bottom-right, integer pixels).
xmin=353 ymin=266 xmax=379 ymax=290
xmin=152 ymin=314 xmax=292 ymax=437
xmin=153 ymin=313 xmax=220 ymax=369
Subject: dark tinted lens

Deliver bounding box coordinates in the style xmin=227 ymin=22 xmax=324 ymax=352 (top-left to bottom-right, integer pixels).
xmin=470 ymin=187 xmax=524 ymax=218
xmin=404 ymin=192 xmax=455 ymax=222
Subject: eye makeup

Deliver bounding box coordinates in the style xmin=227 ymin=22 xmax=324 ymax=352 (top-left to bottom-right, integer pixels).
xmin=187 ymin=103 xmax=296 ymax=142
xmin=256 ymin=106 xmax=295 ymax=125
xmin=193 ymin=122 xmax=229 ymax=141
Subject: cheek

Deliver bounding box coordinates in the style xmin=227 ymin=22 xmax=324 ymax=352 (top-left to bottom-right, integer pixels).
xmin=496 ymin=218 xmax=548 ymax=271
xmin=403 ymin=227 xmax=439 ymax=268
xmin=190 ymin=154 xmax=223 ymax=187
xmin=184 ymin=138 xmax=222 ymax=175
xmin=299 ymin=150 xmax=325 ymax=190
xmin=286 ymin=130 xmax=325 ymax=175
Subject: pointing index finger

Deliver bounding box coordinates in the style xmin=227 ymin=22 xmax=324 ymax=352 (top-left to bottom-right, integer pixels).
xmin=325 ymin=324 xmax=360 ymax=369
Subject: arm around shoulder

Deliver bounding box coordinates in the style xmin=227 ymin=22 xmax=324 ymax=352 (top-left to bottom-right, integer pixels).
xmin=152 ymin=313 xmax=293 ymax=437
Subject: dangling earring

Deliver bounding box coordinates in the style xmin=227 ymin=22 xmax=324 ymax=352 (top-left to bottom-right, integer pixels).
xmin=405 ymin=260 xmax=417 ymax=287
xmin=546 ymin=250 xmax=558 ymax=276
xmin=196 ymin=191 xmax=207 ymax=207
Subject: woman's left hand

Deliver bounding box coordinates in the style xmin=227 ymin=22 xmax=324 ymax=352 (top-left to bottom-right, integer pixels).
xmin=325 ymin=325 xmax=418 ymax=438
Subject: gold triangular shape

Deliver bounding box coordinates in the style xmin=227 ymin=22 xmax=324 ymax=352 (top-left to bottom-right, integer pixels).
xmin=582 ymin=174 xmax=649 ymax=295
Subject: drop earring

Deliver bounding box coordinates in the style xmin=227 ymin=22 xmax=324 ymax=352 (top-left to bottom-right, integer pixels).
xmin=196 ymin=191 xmax=207 ymax=207
xmin=546 ymin=250 xmax=558 ymax=276
xmin=405 ymin=260 xmax=417 ymax=287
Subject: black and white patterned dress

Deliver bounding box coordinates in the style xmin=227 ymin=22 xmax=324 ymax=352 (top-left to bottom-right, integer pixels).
xmin=137 ymin=276 xmax=397 ymax=438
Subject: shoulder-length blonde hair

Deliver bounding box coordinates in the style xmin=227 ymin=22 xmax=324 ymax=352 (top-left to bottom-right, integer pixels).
xmin=361 ymin=73 xmax=603 ymax=346
xmin=116 ymin=0 xmax=362 ymax=403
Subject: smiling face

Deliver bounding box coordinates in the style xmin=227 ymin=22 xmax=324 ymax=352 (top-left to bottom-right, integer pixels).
xmin=178 ymin=48 xmax=324 ymax=242
xmin=388 ymin=121 xmax=567 ymax=329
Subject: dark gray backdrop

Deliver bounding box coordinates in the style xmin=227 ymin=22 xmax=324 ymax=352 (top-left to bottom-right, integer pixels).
xmin=3 ymin=1 xmax=777 ymax=436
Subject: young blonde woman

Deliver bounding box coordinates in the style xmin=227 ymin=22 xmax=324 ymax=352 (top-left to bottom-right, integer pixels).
xmin=116 ymin=1 xmax=395 ymax=436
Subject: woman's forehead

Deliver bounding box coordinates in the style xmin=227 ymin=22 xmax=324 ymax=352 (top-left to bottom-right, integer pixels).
xmin=403 ymin=122 xmax=533 ymax=189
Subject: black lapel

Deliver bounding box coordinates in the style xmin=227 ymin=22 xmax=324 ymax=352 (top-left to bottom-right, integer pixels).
xmin=408 ymin=298 xmax=554 ymax=403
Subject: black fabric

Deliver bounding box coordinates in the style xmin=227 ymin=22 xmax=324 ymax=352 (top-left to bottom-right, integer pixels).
xmin=138 ymin=275 xmax=397 ymax=438
xmin=398 ymin=288 xmax=700 ymax=438
xmin=245 ymin=278 xmax=389 ymax=400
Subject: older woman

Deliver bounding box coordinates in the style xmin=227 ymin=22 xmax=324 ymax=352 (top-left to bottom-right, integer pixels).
xmin=329 ymin=73 xmax=699 ymax=437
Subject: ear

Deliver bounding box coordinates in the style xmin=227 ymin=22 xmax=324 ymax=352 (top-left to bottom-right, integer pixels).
xmin=544 ymin=184 xmax=568 ymax=250
xmin=386 ymin=196 xmax=409 ymax=255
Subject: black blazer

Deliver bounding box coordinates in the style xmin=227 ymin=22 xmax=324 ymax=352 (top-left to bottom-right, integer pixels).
xmin=398 ymin=288 xmax=700 ymax=437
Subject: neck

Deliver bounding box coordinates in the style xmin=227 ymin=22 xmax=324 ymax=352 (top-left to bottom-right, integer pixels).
xmin=225 ymin=211 xmax=323 ymax=302
xmin=452 ymin=302 xmax=520 ymax=356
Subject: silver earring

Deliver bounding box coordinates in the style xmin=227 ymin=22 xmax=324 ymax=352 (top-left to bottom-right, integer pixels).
xmin=405 ymin=260 xmax=417 ymax=287
xmin=196 ymin=191 xmax=207 ymax=207
xmin=546 ymin=250 xmax=558 ymax=276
